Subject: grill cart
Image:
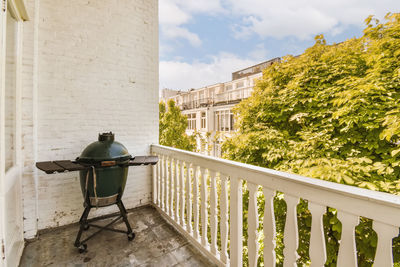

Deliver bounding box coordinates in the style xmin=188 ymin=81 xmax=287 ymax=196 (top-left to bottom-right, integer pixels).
xmin=36 ymin=132 xmax=158 ymax=253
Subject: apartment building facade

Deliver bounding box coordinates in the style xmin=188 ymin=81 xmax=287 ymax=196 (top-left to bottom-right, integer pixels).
xmin=161 ymin=58 xmax=280 ymax=157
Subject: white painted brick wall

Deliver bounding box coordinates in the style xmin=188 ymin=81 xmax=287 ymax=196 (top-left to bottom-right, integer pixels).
xmin=21 ymin=0 xmax=158 ymax=238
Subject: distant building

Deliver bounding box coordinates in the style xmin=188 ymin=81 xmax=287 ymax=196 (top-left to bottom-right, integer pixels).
xmin=161 ymin=58 xmax=280 ymax=157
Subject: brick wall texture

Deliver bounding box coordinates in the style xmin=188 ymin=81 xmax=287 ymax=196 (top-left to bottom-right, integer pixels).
xmin=20 ymin=0 xmax=159 ymax=238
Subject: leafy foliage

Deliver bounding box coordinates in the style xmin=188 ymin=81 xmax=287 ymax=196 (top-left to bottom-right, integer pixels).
xmin=223 ymin=13 xmax=400 ymax=266
xmin=159 ymin=100 xmax=196 ymax=151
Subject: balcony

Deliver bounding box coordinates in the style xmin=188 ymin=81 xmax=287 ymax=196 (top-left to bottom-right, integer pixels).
xmin=214 ymin=87 xmax=253 ymax=105
xmin=182 ymin=98 xmax=213 ymax=110
xmin=13 ymin=144 xmax=400 ymax=266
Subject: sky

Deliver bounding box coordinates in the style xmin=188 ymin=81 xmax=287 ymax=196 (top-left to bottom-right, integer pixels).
xmin=159 ymin=0 xmax=400 ymax=91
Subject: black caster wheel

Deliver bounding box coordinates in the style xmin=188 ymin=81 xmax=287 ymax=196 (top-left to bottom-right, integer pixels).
xmin=83 ymin=223 xmax=90 ymax=231
xmin=127 ymin=232 xmax=135 ymax=241
xmin=78 ymin=243 xmax=87 ymax=253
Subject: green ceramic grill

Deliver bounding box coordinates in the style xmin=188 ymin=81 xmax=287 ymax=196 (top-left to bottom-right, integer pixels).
xmin=35 ymin=132 xmax=158 ymax=253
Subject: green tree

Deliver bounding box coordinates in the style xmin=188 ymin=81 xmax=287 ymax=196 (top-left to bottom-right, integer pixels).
xmin=223 ymin=13 xmax=400 ymax=266
xmin=159 ymin=99 xmax=196 ymax=151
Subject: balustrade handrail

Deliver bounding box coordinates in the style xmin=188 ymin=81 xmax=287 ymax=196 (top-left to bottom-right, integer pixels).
xmin=152 ymin=144 xmax=400 ymax=223
xmin=151 ymin=144 xmax=400 ymax=267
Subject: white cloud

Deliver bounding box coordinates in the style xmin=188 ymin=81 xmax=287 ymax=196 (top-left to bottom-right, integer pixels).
xmin=224 ymin=0 xmax=400 ymax=39
xmin=163 ymin=26 xmax=202 ymax=47
xmin=248 ymin=43 xmax=269 ymax=61
xmin=160 ymin=53 xmax=258 ymax=90
xmin=160 ymin=0 xmax=225 ymax=47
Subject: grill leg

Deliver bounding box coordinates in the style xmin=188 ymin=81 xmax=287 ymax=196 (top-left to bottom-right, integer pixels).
xmin=74 ymin=205 xmax=91 ymax=248
xmin=117 ymin=200 xmax=133 ymax=236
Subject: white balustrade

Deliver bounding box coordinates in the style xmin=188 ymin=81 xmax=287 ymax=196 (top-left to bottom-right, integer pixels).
xmin=308 ymin=202 xmax=327 ymax=267
xmin=247 ymin=182 xmax=259 ymax=267
xmin=180 ymin=161 xmax=186 ymax=227
xmin=201 ymin=168 xmax=209 ymax=247
xmin=337 ymin=211 xmax=359 ymax=267
xmin=193 ymin=166 xmax=200 ymax=240
xmin=220 ymin=174 xmax=229 ymax=264
xmin=174 ymin=160 xmax=180 ymax=221
xmin=151 ymin=144 xmax=400 ymax=267
xmin=263 ymin=187 xmax=276 ymax=266
xmin=169 ymin=158 xmax=174 ymax=217
xmin=283 ymin=195 xmax=299 ymax=267
xmin=210 ymin=170 xmax=218 ymax=255
xmin=186 ymin=163 xmax=193 ymax=234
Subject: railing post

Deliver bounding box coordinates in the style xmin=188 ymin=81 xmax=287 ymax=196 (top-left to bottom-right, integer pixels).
xmin=230 ymin=176 xmax=243 ymax=267
xmin=180 ymin=161 xmax=186 ymax=227
xmin=308 ymin=202 xmax=327 ymax=267
xmin=193 ymin=166 xmax=200 ymax=241
xmin=220 ymin=174 xmax=229 ymax=264
xmin=283 ymin=194 xmax=299 ymax=267
xmin=263 ymin=187 xmax=276 ymax=266
xmin=373 ymin=221 xmax=398 ymax=267
xmin=337 ymin=211 xmax=359 ymax=267
xmin=174 ymin=160 xmax=180 ymax=222
xmin=169 ymin=158 xmax=174 ymax=218
xmin=210 ymin=170 xmax=218 ymax=255
xmin=186 ymin=163 xmax=193 ymax=234
xmin=247 ymin=182 xmax=259 ymax=267
xmin=200 ymin=167 xmax=208 ymax=247
xmin=152 ymin=155 xmax=157 ymax=204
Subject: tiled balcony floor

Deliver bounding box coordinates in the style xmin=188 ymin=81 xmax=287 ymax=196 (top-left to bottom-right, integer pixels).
xmin=20 ymin=206 xmax=215 ymax=267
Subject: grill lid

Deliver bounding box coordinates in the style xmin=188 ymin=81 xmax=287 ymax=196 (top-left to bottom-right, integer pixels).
xmin=76 ymin=132 xmax=131 ymax=165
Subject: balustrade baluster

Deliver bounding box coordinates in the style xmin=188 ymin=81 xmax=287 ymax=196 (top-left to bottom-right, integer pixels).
xmin=308 ymin=202 xmax=327 ymax=267
xmin=164 ymin=156 xmax=169 ymax=213
xmin=193 ymin=166 xmax=200 ymax=240
xmin=337 ymin=211 xmax=359 ymax=267
xmin=230 ymin=177 xmax=243 ymax=267
xmin=161 ymin=155 xmax=165 ymax=211
xmin=174 ymin=160 xmax=180 ymax=221
xmin=201 ymin=168 xmax=209 ymax=247
xmin=210 ymin=170 xmax=218 ymax=255
xmin=220 ymin=174 xmax=229 ymax=264
xmin=152 ymin=155 xmax=157 ymax=204
xmin=186 ymin=163 xmax=193 ymax=234
xmin=373 ymin=221 xmax=398 ymax=267
xmin=283 ymin=194 xmax=299 ymax=267
xmin=263 ymin=187 xmax=276 ymax=266
xmin=157 ymin=154 xmax=161 ymax=206
xmin=169 ymin=159 xmax=174 ymax=217
xmin=180 ymin=161 xmax=186 ymax=227
xmin=248 ymin=182 xmax=259 ymax=267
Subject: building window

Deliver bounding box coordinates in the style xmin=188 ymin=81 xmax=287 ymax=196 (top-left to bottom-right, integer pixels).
xmin=225 ymin=84 xmax=232 ymax=91
xmin=187 ymin=113 xmax=196 ymax=130
xmin=201 ymin=112 xmax=206 ymax=129
xmin=214 ymin=110 xmax=234 ymax=132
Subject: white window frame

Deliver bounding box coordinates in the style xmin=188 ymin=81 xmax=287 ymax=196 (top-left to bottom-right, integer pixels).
xmin=0 ymin=0 xmax=28 ymax=265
